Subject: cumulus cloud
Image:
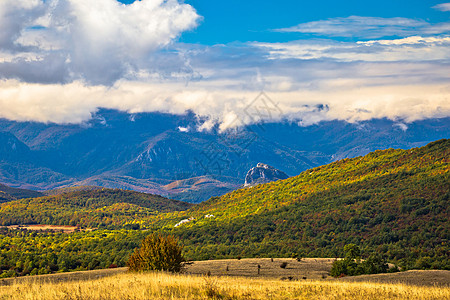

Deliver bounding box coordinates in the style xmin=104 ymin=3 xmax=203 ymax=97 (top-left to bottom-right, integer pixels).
xmin=0 ymin=0 xmax=200 ymax=84
xmin=275 ymin=16 xmax=450 ymax=39
xmin=1 ymin=34 xmax=450 ymax=126
xmin=0 ymin=0 xmax=46 ymax=51
xmin=433 ymin=3 xmax=450 ymax=12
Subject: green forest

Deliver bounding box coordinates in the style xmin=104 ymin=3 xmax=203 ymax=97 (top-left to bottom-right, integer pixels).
xmin=0 ymin=189 xmax=192 ymax=228
xmin=0 ymin=139 xmax=448 ymax=278
xmin=0 ymin=228 xmax=145 ymax=278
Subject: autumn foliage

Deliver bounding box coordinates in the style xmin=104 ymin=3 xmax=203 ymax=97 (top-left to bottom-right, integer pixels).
xmin=127 ymin=233 xmax=184 ymax=273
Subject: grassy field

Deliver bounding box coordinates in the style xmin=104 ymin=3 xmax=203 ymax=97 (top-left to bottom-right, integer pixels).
xmin=184 ymin=258 xmax=334 ymax=279
xmin=5 ymin=225 xmax=81 ymax=233
xmin=339 ymin=270 xmax=450 ymax=287
xmin=1 ymin=270 xmax=449 ymax=300
xmin=1 ymin=258 xmax=449 ymax=299
xmin=0 ymin=258 xmax=333 ymax=286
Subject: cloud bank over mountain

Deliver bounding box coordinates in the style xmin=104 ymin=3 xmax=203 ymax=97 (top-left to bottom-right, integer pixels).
xmin=0 ymin=1 xmax=449 ymax=128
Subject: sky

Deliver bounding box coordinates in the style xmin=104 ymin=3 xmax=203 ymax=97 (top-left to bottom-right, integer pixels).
xmin=0 ymin=0 xmax=449 ymax=129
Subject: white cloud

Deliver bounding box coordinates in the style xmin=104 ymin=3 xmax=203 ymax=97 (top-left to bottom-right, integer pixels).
xmin=1 ymin=78 xmax=448 ymax=127
xmin=0 ymin=5 xmax=449 ymax=128
xmin=276 ymin=16 xmax=450 ymax=39
xmin=394 ymin=123 xmax=408 ymax=131
xmin=357 ymin=35 xmax=450 ymax=45
xmin=197 ymin=118 xmax=216 ymax=132
xmin=0 ymin=0 xmax=46 ymax=51
xmin=177 ymin=126 xmax=189 ymax=132
xmin=256 ymin=36 xmax=450 ymax=62
xmin=433 ymin=3 xmax=450 ymax=12
xmin=0 ymin=0 xmax=200 ymax=84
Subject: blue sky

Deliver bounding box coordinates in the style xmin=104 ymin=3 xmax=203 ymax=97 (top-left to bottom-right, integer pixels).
xmin=179 ymin=0 xmax=450 ymax=44
xmin=0 ymin=0 xmax=449 ymax=128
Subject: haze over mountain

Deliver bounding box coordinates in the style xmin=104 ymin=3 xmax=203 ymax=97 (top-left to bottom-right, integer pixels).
xmin=0 ymin=109 xmax=448 ymax=202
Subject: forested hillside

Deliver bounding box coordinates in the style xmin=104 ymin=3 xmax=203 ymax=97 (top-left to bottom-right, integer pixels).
xmin=0 ymin=229 xmax=144 ymax=277
xmin=167 ymin=139 xmax=449 ymax=269
xmin=0 ymin=140 xmax=448 ymax=278
xmin=0 ymin=183 xmax=43 ymax=203
xmin=0 ymin=189 xmax=192 ymax=228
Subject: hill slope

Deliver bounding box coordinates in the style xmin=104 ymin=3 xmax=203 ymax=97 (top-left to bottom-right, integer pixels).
xmin=0 ymin=189 xmax=192 ymax=228
xmin=165 ymin=139 xmax=449 ymax=269
xmin=0 ymin=183 xmax=44 ymax=202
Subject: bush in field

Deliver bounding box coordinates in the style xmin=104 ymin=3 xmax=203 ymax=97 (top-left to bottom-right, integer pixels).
xmin=127 ymin=233 xmax=184 ymax=273
xmin=360 ymin=253 xmax=388 ymax=274
xmin=344 ymin=244 xmax=360 ymax=261
xmin=330 ymin=244 xmax=388 ymax=277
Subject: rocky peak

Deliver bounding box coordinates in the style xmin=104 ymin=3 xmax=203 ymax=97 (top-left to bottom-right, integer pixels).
xmin=244 ymin=163 xmax=289 ymax=187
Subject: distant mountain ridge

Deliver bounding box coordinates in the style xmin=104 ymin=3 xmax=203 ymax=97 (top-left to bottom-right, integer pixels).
xmin=0 ymin=110 xmax=449 ymax=202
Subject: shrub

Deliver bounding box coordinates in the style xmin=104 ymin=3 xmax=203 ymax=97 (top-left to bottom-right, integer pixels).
xmin=359 ymin=253 xmax=388 ymax=274
xmin=280 ymin=262 xmax=288 ymax=269
xmin=330 ymin=258 xmax=357 ymax=277
xmin=330 ymin=244 xmax=389 ymax=277
xmin=344 ymin=244 xmax=360 ymax=261
xmin=127 ymin=233 xmax=184 ymax=273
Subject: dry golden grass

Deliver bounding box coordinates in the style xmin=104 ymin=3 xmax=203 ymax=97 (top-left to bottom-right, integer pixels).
xmin=338 ymin=270 xmax=450 ymax=287
xmin=184 ymin=258 xmax=334 ymax=279
xmin=0 ymin=271 xmax=449 ymax=300
xmin=5 ymin=225 xmax=80 ymax=233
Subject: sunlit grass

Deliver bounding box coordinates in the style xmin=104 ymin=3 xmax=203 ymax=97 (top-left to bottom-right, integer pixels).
xmin=0 ymin=271 xmax=448 ymax=300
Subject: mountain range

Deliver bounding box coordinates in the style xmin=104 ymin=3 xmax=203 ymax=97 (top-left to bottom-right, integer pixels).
xmin=0 ymin=109 xmax=449 ymax=202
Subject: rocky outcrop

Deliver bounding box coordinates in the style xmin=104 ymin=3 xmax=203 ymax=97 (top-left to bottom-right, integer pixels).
xmin=244 ymin=163 xmax=289 ymax=187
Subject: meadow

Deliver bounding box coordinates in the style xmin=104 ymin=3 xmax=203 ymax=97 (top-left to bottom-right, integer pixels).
xmin=1 ymin=270 xmax=449 ymax=300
